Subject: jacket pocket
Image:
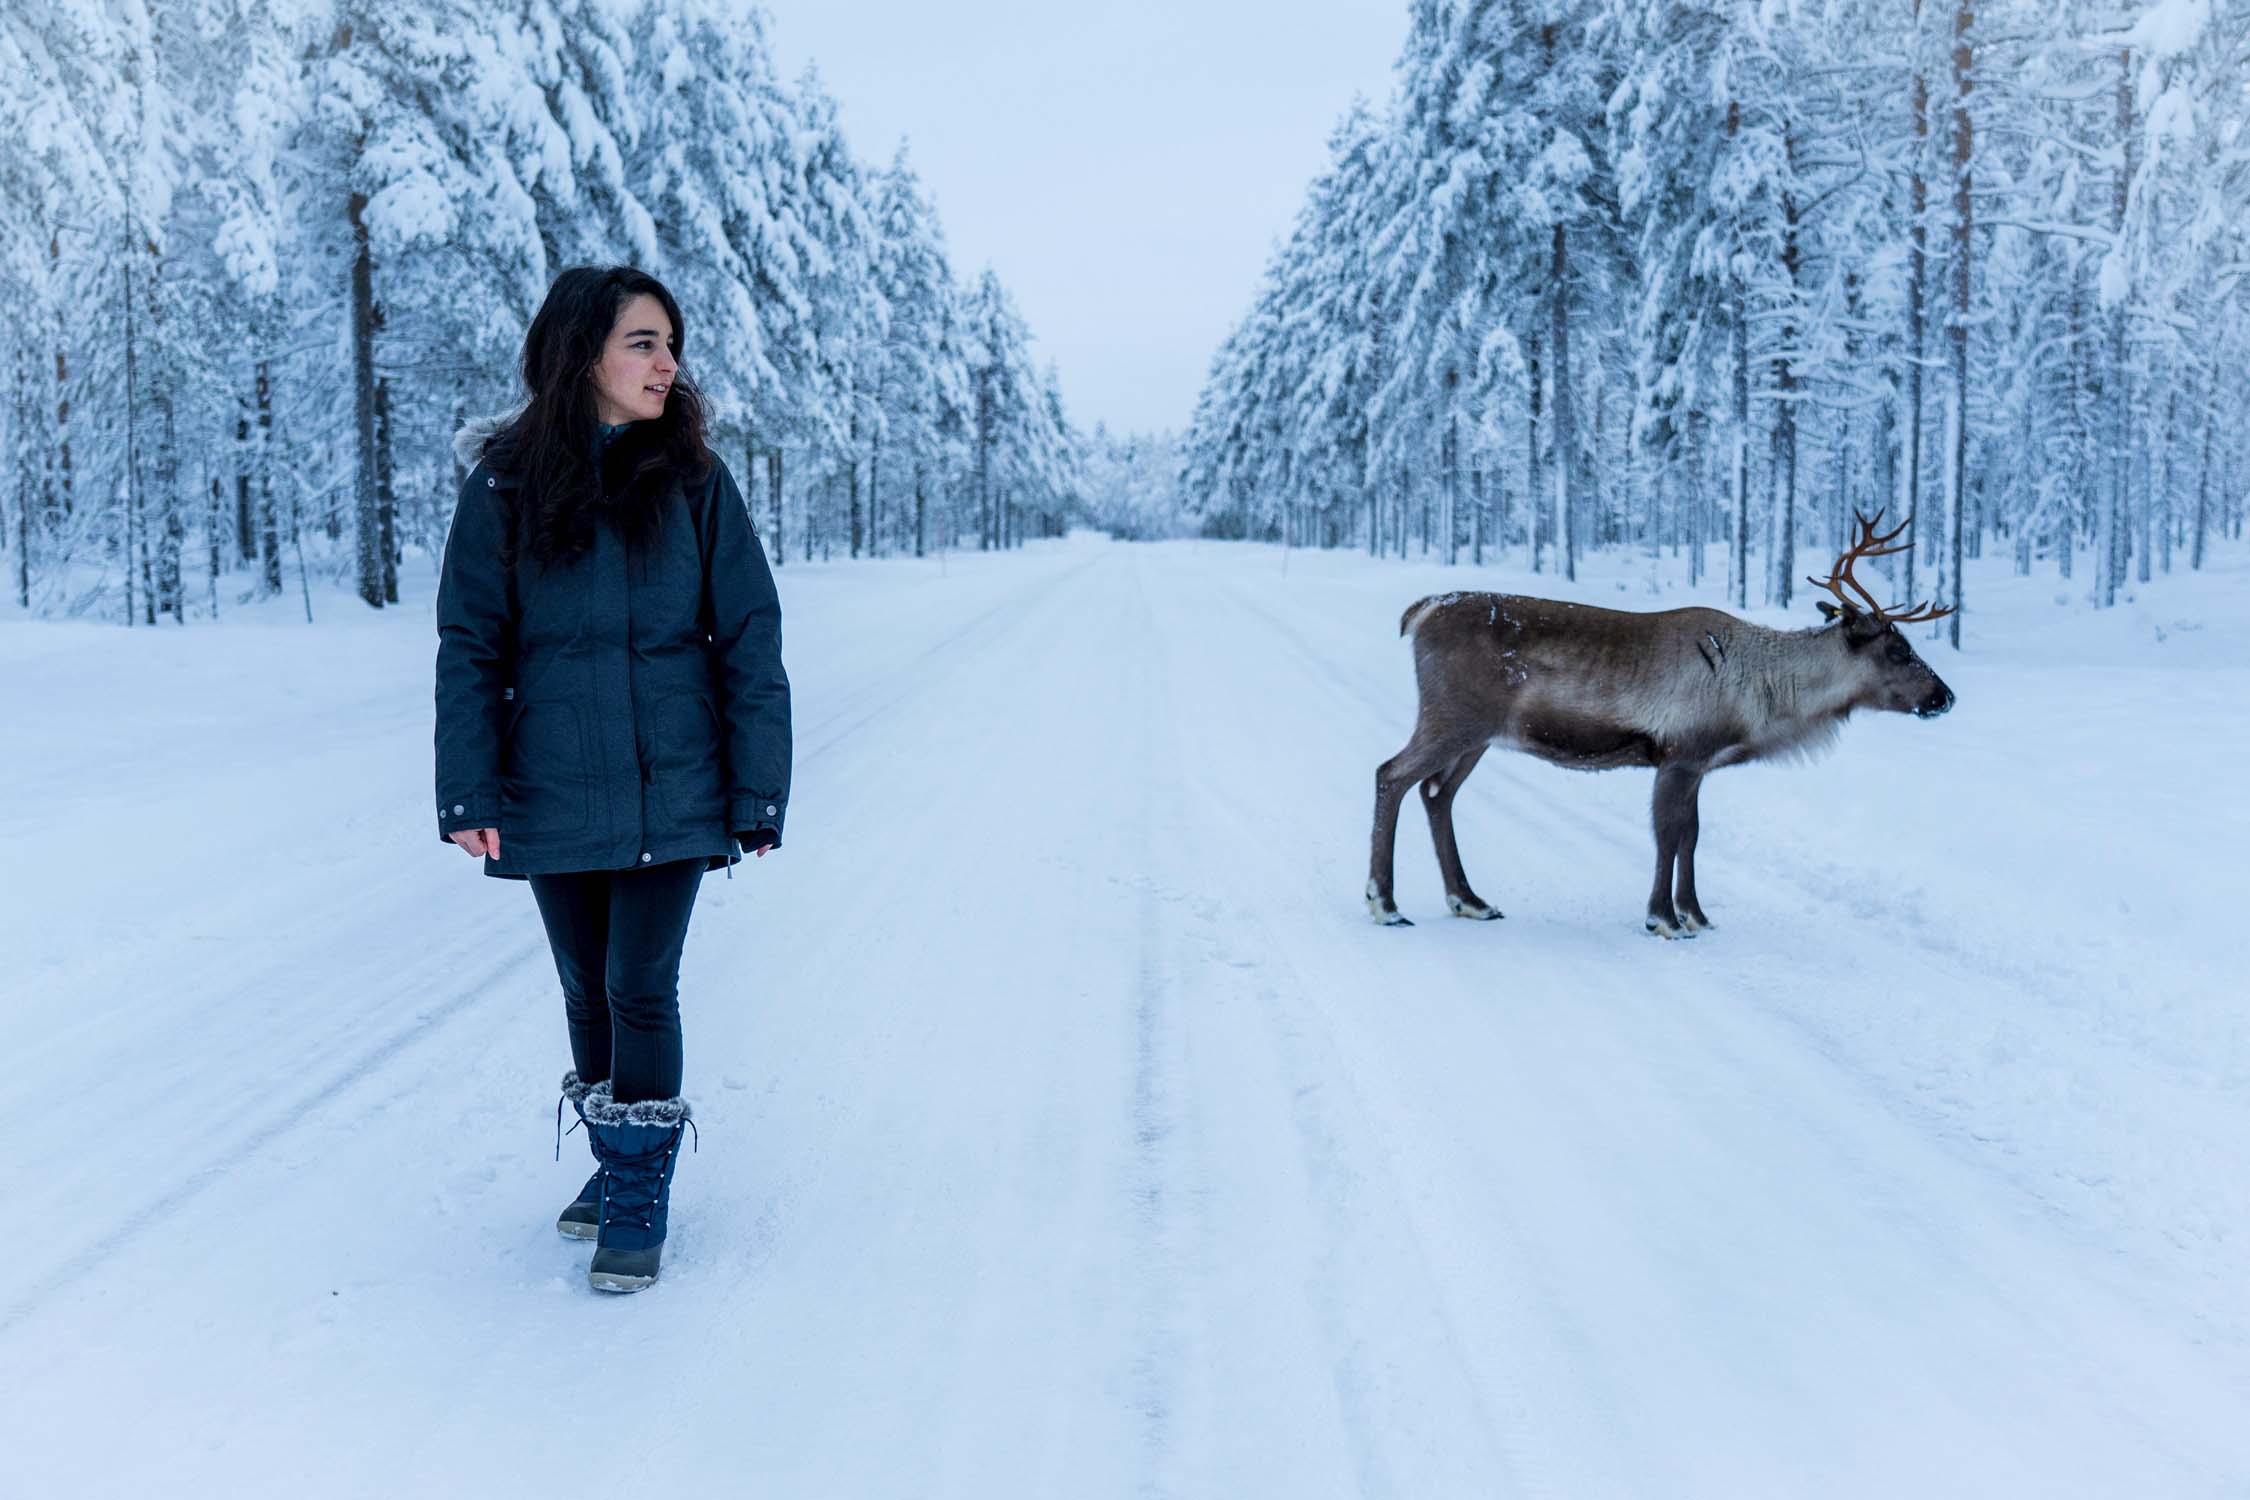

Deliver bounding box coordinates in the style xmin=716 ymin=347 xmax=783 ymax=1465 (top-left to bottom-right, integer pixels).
xmin=650 ymin=687 xmax=726 ymax=826
xmin=500 ymin=699 xmax=595 ymax=837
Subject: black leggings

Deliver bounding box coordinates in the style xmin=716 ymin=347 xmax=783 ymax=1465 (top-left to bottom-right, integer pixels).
xmin=526 ymin=857 xmax=704 ymax=1103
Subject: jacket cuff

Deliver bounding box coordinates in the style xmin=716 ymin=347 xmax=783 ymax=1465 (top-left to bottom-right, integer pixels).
xmin=437 ymin=793 xmax=499 ymax=840
xmin=729 ymin=794 xmax=786 ymax=849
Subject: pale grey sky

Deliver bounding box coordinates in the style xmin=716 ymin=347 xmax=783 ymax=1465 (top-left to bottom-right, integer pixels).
xmin=764 ymin=1 xmax=1404 ymax=436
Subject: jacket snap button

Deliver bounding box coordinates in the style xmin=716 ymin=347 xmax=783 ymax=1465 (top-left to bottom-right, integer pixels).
xmin=639 ymin=853 xmax=652 ymax=863
xmin=485 ymin=475 xmax=496 ymax=488
xmin=452 ymin=803 xmax=464 ymax=815
xmin=765 ymin=805 xmax=776 ymax=816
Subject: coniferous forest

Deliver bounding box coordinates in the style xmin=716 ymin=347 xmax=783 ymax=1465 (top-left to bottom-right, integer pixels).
xmin=2 ymin=0 xmax=1080 ymax=623
xmin=4 ymin=0 xmax=2245 ymax=649
xmin=1178 ymin=0 xmax=2248 ymax=646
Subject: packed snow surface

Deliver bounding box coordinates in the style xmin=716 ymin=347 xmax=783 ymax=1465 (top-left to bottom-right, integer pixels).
xmin=4 ymin=536 xmax=2247 ymax=1496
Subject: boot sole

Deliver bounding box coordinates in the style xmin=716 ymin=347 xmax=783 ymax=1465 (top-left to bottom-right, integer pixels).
xmin=557 ymin=1220 xmax=597 ymax=1240
xmin=589 ymin=1269 xmax=657 ymax=1292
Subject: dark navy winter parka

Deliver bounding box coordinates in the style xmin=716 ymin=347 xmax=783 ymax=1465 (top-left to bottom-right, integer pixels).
xmin=433 ymin=412 xmax=791 ymax=880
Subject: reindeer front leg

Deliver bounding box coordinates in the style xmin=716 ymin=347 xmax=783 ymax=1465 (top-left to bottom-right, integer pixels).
xmin=1368 ymin=742 xmax=1434 ymax=925
xmin=1646 ymin=765 xmax=1700 ymax=938
xmin=1672 ymin=770 xmax=1712 ymax=932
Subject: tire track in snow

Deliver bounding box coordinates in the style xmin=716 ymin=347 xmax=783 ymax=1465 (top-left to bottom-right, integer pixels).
xmin=1135 ymin=555 xmax=1534 ymax=1497
xmin=795 ymin=551 xmax=1105 ymax=765
xmin=1119 ymin=552 xmax=1196 ymax=1497
xmin=0 ymin=938 xmax=540 ymax=1336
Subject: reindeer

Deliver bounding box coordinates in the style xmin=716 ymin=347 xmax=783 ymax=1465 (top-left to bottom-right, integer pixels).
xmin=1367 ymin=511 xmax=1957 ymax=936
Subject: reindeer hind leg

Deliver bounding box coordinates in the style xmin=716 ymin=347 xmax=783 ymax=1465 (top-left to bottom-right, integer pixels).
xmin=1369 ymin=735 xmax=1447 ymax=926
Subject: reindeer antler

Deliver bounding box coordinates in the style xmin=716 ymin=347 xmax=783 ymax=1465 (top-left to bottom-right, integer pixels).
xmin=1806 ymin=509 xmax=1956 ymax=624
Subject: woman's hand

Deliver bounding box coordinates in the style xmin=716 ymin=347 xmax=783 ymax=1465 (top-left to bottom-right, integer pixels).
xmin=449 ymin=828 xmax=501 ymax=859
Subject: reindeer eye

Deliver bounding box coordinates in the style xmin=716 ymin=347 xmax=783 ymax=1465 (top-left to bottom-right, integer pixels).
xmin=1885 ymin=639 xmax=1911 ymax=663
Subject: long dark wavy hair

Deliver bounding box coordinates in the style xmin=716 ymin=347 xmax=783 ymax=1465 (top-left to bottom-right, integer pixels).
xmin=484 ymin=266 xmax=714 ymax=572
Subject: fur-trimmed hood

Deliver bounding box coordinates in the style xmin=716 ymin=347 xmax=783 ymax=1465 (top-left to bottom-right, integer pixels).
xmin=452 ymin=404 xmax=526 ymax=472
xmin=451 ymin=404 xmax=700 ymax=514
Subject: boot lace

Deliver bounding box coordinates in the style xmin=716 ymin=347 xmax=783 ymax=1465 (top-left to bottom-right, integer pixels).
xmin=595 ymin=1120 xmax=698 ymax=1234
xmin=554 ymin=1094 xmax=587 ymax=1161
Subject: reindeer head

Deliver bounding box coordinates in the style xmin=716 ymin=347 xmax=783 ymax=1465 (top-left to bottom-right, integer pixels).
xmin=1809 ymin=510 xmax=1957 ymax=720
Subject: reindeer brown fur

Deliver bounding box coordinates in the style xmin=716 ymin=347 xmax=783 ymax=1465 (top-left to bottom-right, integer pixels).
xmin=1367 ymin=511 xmax=1957 ymax=936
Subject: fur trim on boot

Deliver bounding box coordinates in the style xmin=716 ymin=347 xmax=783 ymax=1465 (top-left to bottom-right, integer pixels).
xmin=580 ymin=1077 xmax=693 ymax=1128
xmin=560 ymin=1069 xmax=595 ymax=1106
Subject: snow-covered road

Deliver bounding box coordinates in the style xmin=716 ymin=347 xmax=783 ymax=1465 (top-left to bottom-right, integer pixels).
xmin=7 ymin=537 xmax=2247 ymax=1496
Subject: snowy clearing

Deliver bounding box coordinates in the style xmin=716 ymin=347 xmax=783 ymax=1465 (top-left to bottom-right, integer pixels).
xmin=5 ymin=536 xmax=2248 ymax=1496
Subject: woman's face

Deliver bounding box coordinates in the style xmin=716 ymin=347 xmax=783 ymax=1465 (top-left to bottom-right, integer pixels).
xmin=588 ymin=293 xmax=679 ymax=425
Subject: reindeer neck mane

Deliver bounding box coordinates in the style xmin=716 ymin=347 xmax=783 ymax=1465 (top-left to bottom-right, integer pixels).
xmin=1716 ymin=621 xmax=1863 ymax=762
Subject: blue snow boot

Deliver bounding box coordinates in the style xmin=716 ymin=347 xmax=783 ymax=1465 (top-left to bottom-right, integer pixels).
xmin=555 ymin=1071 xmax=602 ymax=1240
xmin=580 ymin=1079 xmax=695 ymax=1293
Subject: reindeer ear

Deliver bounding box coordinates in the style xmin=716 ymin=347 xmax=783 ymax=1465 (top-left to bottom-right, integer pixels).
xmin=1816 ymin=601 xmax=1842 ymax=623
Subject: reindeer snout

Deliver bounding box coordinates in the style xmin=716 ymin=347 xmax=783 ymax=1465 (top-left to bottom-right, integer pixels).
xmin=1917 ymin=681 xmax=1956 ymax=718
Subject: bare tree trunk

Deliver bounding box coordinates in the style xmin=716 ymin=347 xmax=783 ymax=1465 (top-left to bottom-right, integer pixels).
xmin=1907 ymin=0 xmax=1930 ymax=611
xmin=869 ymin=427 xmax=883 ymax=559
xmin=1945 ymin=0 xmax=1972 ymax=647
xmin=975 ymin=368 xmax=994 ymax=551
xmin=49 ymin=229 xmax=77 ymax=530
xmin=1443 ymin=368 xmax=1460 ymax=566
xmin=375 ymin=363 xmax=398 ymax=604
xmin=1493 ymin=440 xmax=1509 ymax=562
xmin=1472 ymin=462 xmax=1486 ymax=567
xmin=1732 ymin=279 xmax=1750 ymax=612
xmin=1527 ymin=333 xmax=1544 ymax=573
xmin=234 ymin=397 xmax=255 ymax=561
xmin=2136 ymin=393 xmax=2154 ymax=584
xmin=120 ymin=171 xmax=144 ymax=626
xmin=1552 ymin=224 xmax=1576 ymax=583
xmin=2159 ymin=388 xmax=2176 ymax=573
xmin=1776 ymin=135 xmax=1801 ymax=611
xmin=257 ymin=359 xmax=279 ymax=594
xmin=12 ymin=341 xmax=30 ymax=608
xmin=349 ymin=186 xmax=384 ymax=609
xmin=2060 ymin=267 xmax=2085 ymax=582
xmin=2100 ymin=49 xmax=2134 ymax=606
xmin=767 ymin=447 xmax=784 ymax=566
xmin=205 ymin=470 xmax=222 ymax=617
xmin=848 ymin=406 xmax=863 ymax=558
xmin=156 ymin=368 xmax=181 ymax=622
xmin=2192 ymin=389 xmax=2212 ymax=569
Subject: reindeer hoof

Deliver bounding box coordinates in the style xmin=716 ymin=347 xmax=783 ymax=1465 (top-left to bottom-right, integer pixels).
xmin=1679 ymin=912 xmax=1714 ymax=935
xmin=1644 ymin=915 xmax=1693 ymax=940
xmin=1370 ymin=905 xmax=1413 ymax=927
xmin=1446 ymin=895 xmax=1504 ymax=921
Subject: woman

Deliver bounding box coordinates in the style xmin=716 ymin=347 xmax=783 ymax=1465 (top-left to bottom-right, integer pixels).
xmin=434 ymin=265 xmax=791 ymax=1293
